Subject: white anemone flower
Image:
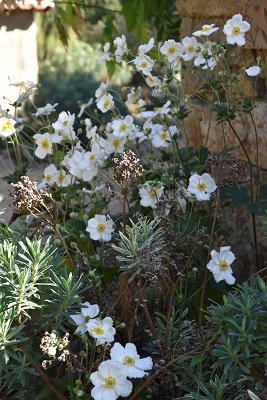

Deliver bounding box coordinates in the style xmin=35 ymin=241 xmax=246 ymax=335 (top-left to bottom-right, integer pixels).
xmin=106 ymin=134 xmax=126 ymax=155
xmin=33 ymin=103 xmax=58 ymax=117
xmin=70 ymin=302 xmax=100 ymax=334
xmin=52 ymin=111 xmax=75 ymax=132
xmin=77 ymin=98 xmax=93 ymax=118
xmin=110 ymin=343 xmax=153 ymax=378
xmin=187 ymin=173 xmax=217 ymax=201
xmin=145 ymin=75 xmax=161 ymax=88
xmin=99 ymin=42 xmax=112 ymax=63
xmin=245 ymin=66 xmax=261 ymax=76
xmin=96 ymin=94 xmax=114 ymax=113
xmin=38 ymin=164 xmax=58 ymax=189
xmin=33 ymin=132 xmax=53 ymax=159
xmin=193 ymin=24 xmax=219 ymax=37
xmin=223 ymin=14 xmax=250 ymax=46
xmin=181 ymin=36 xmax=200 ymax=61
xmin=149 ymin=124 xmax=177 ymax=148
xmin=67 ymin=150 xmax=99 ymax=182
xmin=160 ymin=39 xmax=184 ymax=63
xmin=86 ymin=214 xmax=114 ymax=242
xmin=139 ymin=181 xmax=164 ymax=208
xmin=8 ymin=75 xmax=36 ymax=91
xmin=86 ymin=317 xmax=116 ymax=345
xmin=111 ymin=115 xmax=134 ymax=138
xmin=141 ymin=100 xmax=171 ymax=120
xmin=114 ymin=34 xmax=128 ymax=62
xmin=90 ymin=360 xmax=133 ymax=400
xmin=137 ymin=38 xmax=154 ymax=56
xmin=56 ymin=170 xmax=72 ymax=187
xmin=52 ymin=111 xmax=76 ymax=142
xmin=207 ymin=246 xmax=236 ymax=285
xmin=0 ymin=117 xmax=16 ymax=138
xmin=132 ymin=54 xmax=154 ymax=76
xmin=95 ymin=80 xmax=109 ymax=101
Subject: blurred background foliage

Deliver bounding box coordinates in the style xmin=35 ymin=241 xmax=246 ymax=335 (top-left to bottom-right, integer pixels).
xmin=34 ymin=0 xmax=180 ymax=114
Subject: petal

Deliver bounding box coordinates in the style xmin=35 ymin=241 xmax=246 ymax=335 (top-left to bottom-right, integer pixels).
xmin=235 ymin=35 xmax=246 ymax=46
xmin=75 ymin=323 xmax=87 ymax=335
xmin=124 ymin=343 xmax=138 ymax=359
xmin=110 ymin=343 xmax=125 ymax=363
xmin=134 ymin=356 xmax=153 ymax=371
xmin=113 ymin=378 xmax=133 ymax=397
xmin=224 ymin=272 xmax=236 ymax=285
xmin=90 ymin=372 xmax=104 ymax=386
xmin=102 ymin=388 xmax=118 ymax=400
xmin=69 ymin=313 xmax=84 ymax=326
xmin=239 ymin=21 xmax=250 ymax=32
xmin=126 ymin=365 xmax=146 ymax=378
xmin=98 ymin=360 xmax=111 ymax=378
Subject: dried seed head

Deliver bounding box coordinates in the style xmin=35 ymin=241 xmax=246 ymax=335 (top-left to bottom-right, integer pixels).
xmin=11 ymin=175 xmax=54 ymax=213
xmin=112 ymin=150 xmax=144 ymax=188
xmin=207 ymin=153 xmax=247 ymax=187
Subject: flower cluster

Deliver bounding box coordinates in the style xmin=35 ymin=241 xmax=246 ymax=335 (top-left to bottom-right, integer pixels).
xmin=40 ymin=330 xmax=70 ymax=369
xmin=70 ymin=302 xmax=116 ymax=345
xmin=90 ymin=343 xmax=153 ymax=400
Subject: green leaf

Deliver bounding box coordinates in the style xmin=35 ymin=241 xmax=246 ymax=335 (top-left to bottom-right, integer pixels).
xmin=247 ymin=390 xmax=261 ymax=400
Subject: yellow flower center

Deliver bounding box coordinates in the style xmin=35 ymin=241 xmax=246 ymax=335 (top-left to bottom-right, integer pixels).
xmin=150 ymin=190 xmax=156 ymax=198
xmin=187 ymin=45 xmax=195 ymax=53
xmin=120 ymin=123 xmax=127 ymax=132
xmin=124 ymin=356 xmax=135 ymax=366
xmin=93 ymin=327 xmax=104 ymax=335
xmin=160 ymin=131 xmax=168 ymax=140
xmin=63 ymin=120 xmax=68 ymax=126
xmin=233 ymin=26 xmax=241 ymax=35
xmin=140 ymin=61 xmax=148 ymax=68
xmin=103 ymin=100 xmax=110 ymax=109
xmin=97 ymin=223 xmax=106 ymax=233
xmin=168 ymin=46 xmax=176 ymax=54
xmin=41 ymin=139 xmax=49 ymax=149
xmin=202 ymin=26 xmax=211 ymax=32
xmin=113 ymin=139 xmax=120 ymax=148
xmin=57 ymin=173 xmax=65 ymax=183
xmin=105 ymin=376 xmax=116 ymax=388
xmin=197 ymin=182 xmax=206 ymax=191
xmin=90 ymin=154 xmax=96 ymax=160
xmin=46 ymin=174 xmax=52 ymax=182
xmin=219 ymin=260 xmax=228 ymax=271
xmin=1 ymin=121 xmax=12 ymax=131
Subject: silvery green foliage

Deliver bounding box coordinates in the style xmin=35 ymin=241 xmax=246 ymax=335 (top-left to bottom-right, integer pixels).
xmin=112 ymin=217 xmax=166 ymax=281
xmin=0 ymin=225 xmax=87 ymax=391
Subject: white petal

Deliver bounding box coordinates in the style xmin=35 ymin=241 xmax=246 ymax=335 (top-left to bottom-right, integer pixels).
xmin=126 ymin=365 xmax=147 ymax=378
xmin=70 ymin=313 xmax=84 ymax=326
xmin=90 ymin=371 xmax=104 ymax=386
xmin=135 ymin=356 xmax=153 ymax=371
xmin=224 ymin=272 xmax=236 ymax=285
xmin=110 ymin=343 xmax=125 ymax=363
xmin=114 ymin=378 xmax=133 ymax=397
xmin=124 ymin=343 xmax=138 ymax=359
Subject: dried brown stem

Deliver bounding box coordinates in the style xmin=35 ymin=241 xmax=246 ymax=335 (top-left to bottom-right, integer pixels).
xmin=128 ymin=345 xmax=204 ymax=400
xmin=198 ymin=191 xmax=220 ymax=329
xmin=31 ymin=362 xmax=68 ymax=400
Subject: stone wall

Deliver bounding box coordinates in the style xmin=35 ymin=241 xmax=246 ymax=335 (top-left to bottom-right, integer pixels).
xmin=176 ymin=0 xmax=267 ymax=279
xmin=176 ymin=0 xmax=267 ymax=167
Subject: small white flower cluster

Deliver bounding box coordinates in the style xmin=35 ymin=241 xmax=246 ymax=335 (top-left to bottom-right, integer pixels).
xmin=70 ymin=302 xmax=153 ymax=400
xmin=70 ymin=301 xmax=115 ymax=345
xmin=99 ymin=13 xmax=258 ymax=78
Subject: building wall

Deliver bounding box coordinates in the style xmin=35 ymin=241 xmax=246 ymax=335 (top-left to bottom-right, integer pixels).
xmin=0 ymin=9 xmax=38 ymax=110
